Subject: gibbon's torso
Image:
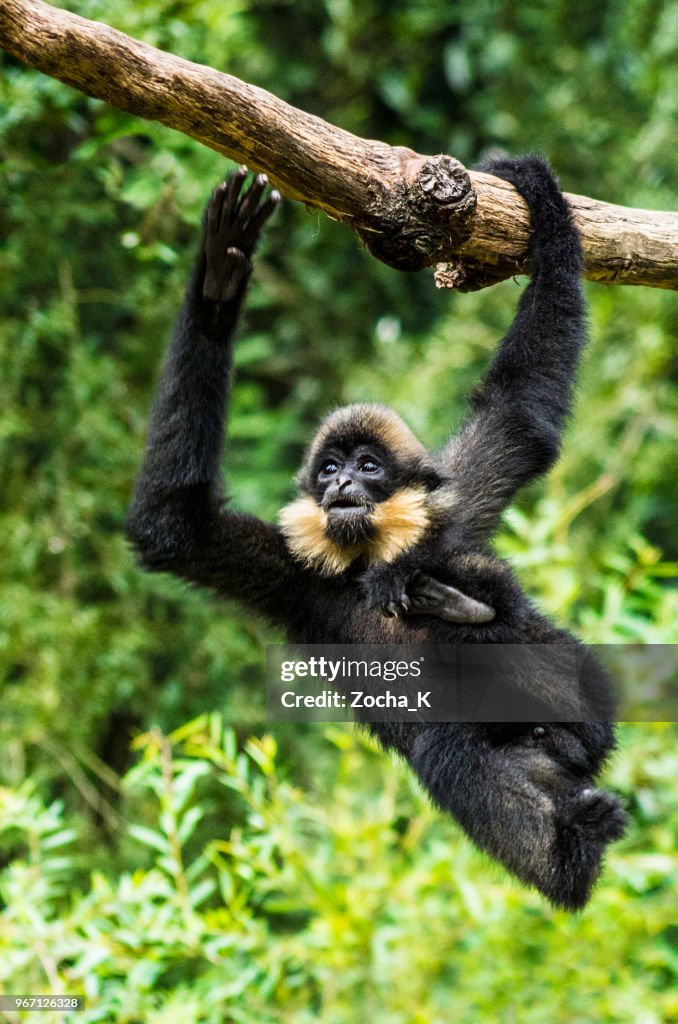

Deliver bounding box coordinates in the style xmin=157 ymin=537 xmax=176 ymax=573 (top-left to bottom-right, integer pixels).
xmin=287 ymin=544 xmax=561 ymax=647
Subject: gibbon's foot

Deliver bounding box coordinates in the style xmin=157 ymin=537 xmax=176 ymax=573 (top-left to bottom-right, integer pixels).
xmin=548 ymin=788 xmax=627 ymax=910
xmin=561 ymin=787 xmax=627 ymax=839
xmin=202 ymin=166 xmax=280 ymax=303
xmin=406 ymin=571 xmax=496 ymax=624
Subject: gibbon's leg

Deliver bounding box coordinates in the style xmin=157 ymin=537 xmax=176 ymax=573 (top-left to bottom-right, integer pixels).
xmin=409 ymin=722 xmax=627 ymax=910
xmin=405 ymin=572 xmax=496 ymax=623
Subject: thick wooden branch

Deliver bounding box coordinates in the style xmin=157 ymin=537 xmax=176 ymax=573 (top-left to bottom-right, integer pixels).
xmin=2 ymin=0 xmax=677 ymax=290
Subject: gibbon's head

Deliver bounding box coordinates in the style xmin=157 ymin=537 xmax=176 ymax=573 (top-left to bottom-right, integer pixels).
xmin=279 ymin=404 xmax=441 ymax=576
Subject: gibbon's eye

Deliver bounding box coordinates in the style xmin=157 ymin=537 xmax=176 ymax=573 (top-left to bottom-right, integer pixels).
xmin=320 ymin=460 xmax=339 ymax=476
xmin=533 ymin=726 xmax=546 ymax=739
xmin=358 ymin=458 xmax=380 ymax=474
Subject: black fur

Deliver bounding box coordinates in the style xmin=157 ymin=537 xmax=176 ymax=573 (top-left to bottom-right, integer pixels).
xmin=127 ymin=158 xmax=626 ymax=910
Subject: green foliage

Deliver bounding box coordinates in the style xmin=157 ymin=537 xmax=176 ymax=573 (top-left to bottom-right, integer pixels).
xmin=0 ymin=0 xmax=676 ymax=1019
xmin=1 ymin=718 xmax=677 ymax=1023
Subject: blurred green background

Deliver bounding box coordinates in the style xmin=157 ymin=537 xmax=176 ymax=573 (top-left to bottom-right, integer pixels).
xmin=0 ymin=1 xmax=677 ymax=1021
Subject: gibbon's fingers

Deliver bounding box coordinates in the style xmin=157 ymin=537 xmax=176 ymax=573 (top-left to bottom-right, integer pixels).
xmin=237 ymin=173 xmax=270 ymax=225
xmin=243 ymin=190 xmax=281 ymax=244
xmin=222 ymin=165 xmax=249 ymax=228
xmin=206 ymin=181 xmax=227 ymax=236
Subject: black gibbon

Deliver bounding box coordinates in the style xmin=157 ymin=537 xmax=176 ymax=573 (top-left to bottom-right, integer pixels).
xmin=127 ymin=158 xmax=626 ymax=910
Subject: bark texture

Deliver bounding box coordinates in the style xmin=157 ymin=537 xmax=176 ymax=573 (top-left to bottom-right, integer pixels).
xmin=1 ymin=0 xmax=677 ymax=290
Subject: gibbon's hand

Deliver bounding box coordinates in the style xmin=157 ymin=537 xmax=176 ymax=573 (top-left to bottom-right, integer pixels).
xmin=360 ymin=560 xmax=417 ymax=619
xmin=202 ymin=167 xmax=280 ymax=303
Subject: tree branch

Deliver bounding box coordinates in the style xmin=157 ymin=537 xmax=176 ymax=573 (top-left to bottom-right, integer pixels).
xmin=1 ymin=0 xmax=677 ymax=290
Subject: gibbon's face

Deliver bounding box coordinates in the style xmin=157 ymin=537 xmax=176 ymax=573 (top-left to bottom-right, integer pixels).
xmin=314 ymin=443 xmax=396 ymax=547
xmin=280 ymin=406 xmax=436 ymax=575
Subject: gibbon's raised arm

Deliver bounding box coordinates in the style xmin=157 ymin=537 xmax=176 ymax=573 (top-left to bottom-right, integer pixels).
xmin=439 ymin=156 xmax=586 ymax=543
xmin=126 ymin=170 xmax=306 ymax=623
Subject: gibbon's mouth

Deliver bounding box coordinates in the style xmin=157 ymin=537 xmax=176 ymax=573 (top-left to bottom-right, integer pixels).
xmin=325 ymin=496 xmax=371 ymax=516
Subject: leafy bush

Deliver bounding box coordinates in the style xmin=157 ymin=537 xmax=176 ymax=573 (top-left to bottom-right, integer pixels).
xmin=1 ymin=717 xmax=676 ymax=1023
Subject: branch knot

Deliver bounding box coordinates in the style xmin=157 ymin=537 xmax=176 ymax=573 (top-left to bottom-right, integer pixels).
xmin=356 ymin=155 xmax=476 ymax=272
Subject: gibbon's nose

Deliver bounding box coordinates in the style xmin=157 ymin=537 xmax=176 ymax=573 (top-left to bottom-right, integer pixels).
xmin=337 ymin=474 xmax=354 ymax=491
